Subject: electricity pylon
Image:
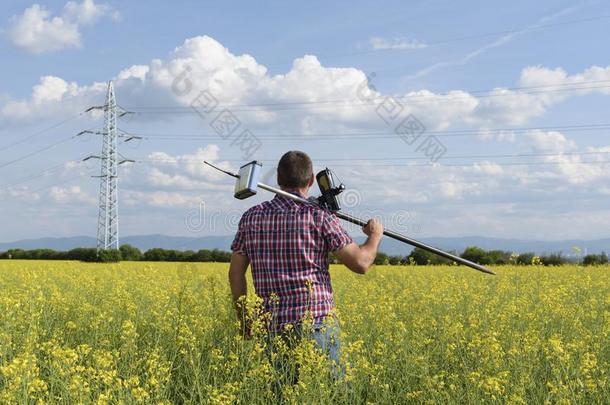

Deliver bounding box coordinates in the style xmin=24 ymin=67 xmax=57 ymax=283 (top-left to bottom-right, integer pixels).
xmin=81 ymin=81 xmax=138 ymax=252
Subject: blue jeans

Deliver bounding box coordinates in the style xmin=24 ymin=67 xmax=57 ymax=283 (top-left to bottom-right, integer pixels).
xmin=266 ymin=320 xmax=344 ymax=395
xmin=310 ymin=322 xmax=342 ymax=370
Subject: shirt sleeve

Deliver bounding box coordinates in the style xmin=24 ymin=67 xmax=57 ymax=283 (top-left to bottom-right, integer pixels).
xmin=322 ymin=211 xmax=354 ymax=252
xmin=231 ymin=214 xmax=248 ymax=256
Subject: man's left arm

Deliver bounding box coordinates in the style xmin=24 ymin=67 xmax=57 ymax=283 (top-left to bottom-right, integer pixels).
xmin=229 ymin=252 xmax=249 ymax=302
xmin=228 ymin=252 xmax=250 ymax=335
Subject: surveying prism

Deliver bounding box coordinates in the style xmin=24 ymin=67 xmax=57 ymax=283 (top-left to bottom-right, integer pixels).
xmin=234 ymin=161 xmax=262 ymax=199
xmin=205 ymin=160 xmax=495 ymax=275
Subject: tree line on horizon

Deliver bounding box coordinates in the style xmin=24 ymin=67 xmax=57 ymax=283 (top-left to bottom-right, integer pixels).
xmin=366 ymin=246 xmax=608 ymax=267
xmin=0 ymin=245 xmax=608 ymax=266
xmin=0 ymin=245 xmax=231 ymax=263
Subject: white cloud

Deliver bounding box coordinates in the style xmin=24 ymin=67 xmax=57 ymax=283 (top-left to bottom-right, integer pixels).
xmin=6 ymin=0 xmax=118 ymax=54
xmin=2 ymin=33 xmax=609 ymax=219
xmin=0 ymin=186 xmax=41 ymax=202
xmin=63 ymin=0 xmax=119 ymax=25
xmin=477 ymin=129 xmax=517 ymax=143
xmin=523 ymin=130 xmax=577 ymax=153
xmin=1 ymin=35 xmax=609 ymax=208
xmin=369 ymin=36 xmax=427 ymax=50
xmin=3 ymin=34 xmax=610 ymax=133
xmin=405 ymin=89 xmax=479 ymax=130
xmin=471 ymin=161 xmax=504 ymax=176
xmin=137 ymin=146 xmax=240 ymax=202
xmin=474 ymin=65 xmax=610 ymax=125
xmin=544 ymin=145 xmax=610 ymax=185
xmin=0 ymin=75 xmax=105 ymax=123
xmin=32 ymin=76 xmax=71 ymax=104
xmin=119 ymin=145 xmax=259 ymax=214
xmin=6 ymin=4 xmax=80 ymax=53
xmin=519 ymin=65 xmax=610 ymax=96
xmin=1 ymin=34 xmax=609 ymax=240
xmin=146 ymin=168 xmax=204 ymax=190
xmin=116 ymin=65 xmax=149 ymax=82
xmin=123 ymin=190 xmax=201 ymax=208
xmin=49 ymin=185 xmax=96 ymax=204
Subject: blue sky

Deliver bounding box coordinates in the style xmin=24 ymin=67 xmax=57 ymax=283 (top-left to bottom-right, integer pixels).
xmin=1 ymin=0 xmax=609 ymax=242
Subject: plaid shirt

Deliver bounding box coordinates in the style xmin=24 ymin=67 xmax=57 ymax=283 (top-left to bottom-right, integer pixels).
xmin=231 ymin=193 xmax=353 ymax=331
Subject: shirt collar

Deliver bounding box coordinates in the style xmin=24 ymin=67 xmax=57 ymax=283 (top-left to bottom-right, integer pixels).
xmin=272 ymin=190 xmax=307 ymax=207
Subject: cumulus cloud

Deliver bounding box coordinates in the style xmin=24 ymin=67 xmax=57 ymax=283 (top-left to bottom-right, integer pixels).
xmin=117 ymin=144 xmax=269 ymax=214
xmin=4 ymin=33 xmax=610 ymax=136
xmin=0 ymin=35 xmax=377 ymax=129
xmin=0 ymin=186 xmax=41 ymax=202
xmin=477 ymin=129 xmax=517 ymax=143
xmin=5 ymin=0 xmax=119 ymax=54
xmin=6 ymin=4 xmax=80 ymax=53
xmin=471 ymin=161 xmax=504 ymax=176
xmin=519 ymin=65 xmax=610 ymax=94
xmin=63 ymin=0 xmax=119 ymax=25
xmin=470 ymin=67 xmax=610 ymax=126
xmin=142 ymin=145 xmax=235 ymax=188
xmin=123 ymin=190 xmax=201 ymax=208
xmin=0 ymin=75 xmax=106 ymax=123
xmin=1 ymin=34 xmax=609 ymax=239
xmin=471 ymin=129 xmax=609 ymax=188
xmin=540 ymin=144 xmax=610 ymax=186
xmin=523 ymin=130 xmax=577 ymax=153
xmin=1 ymin=35 xmax=610 ymax=209
xmin=49 ymin=185 xmax=96 ymax=204
xmin=369 ymin=36 xmax=427 ymax=50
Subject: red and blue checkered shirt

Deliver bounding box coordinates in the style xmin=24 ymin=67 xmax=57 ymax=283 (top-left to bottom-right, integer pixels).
xmin=231 ymin=193 xmax=353 ymax=331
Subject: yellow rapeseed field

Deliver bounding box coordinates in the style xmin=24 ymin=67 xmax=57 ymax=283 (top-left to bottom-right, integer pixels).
xmin=0 ymin=260 xmax=608 ymax=403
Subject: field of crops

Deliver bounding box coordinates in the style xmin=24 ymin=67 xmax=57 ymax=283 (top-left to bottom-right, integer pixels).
xmin=0 ymin=261 xmax=608 ymax=403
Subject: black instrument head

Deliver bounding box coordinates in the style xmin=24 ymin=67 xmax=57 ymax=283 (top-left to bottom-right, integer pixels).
xmin=316 ymin=168 xmax=345 ymax=211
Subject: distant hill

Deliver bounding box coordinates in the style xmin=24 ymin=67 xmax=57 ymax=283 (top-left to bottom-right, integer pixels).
xmin=0 ymin=234 xmax=608 ymax=256
xmin=373 ymin=236 xmax=610 ymax=257
xmin=0 ymin=234 xmax=234 ymax=252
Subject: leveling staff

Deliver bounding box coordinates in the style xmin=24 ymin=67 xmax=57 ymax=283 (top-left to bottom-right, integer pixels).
xmin=228 ymin=150 xmax=383 ymax=373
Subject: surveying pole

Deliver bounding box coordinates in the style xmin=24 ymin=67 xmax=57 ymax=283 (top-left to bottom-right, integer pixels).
xmin=204 ymin=160 xmax=495 ymax=275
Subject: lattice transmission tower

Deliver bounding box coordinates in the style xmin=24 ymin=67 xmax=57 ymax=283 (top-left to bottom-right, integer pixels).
xmin=81 ymin=82 xmax=138 ymax=252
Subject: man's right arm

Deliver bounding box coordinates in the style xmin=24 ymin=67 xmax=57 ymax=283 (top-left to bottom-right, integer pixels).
xmin=334 ymin=219 xmax=383 ymax=274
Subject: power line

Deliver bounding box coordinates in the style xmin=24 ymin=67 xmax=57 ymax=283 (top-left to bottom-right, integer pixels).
xmin=29 ymin=169 xmax=95 ymax=194
xmin=0 ymin=166 xmax=96 ymax=202
xmin=0 ymin=112 xmax=83 ymax=153
xmin=0 ymin=163 xmax=68 ymax=190
xmin=0 ymin=156 xmax=93 ymax=191
xmin=229 ymin=150 xmax=610 ymax=161
xmin=2 ymin=116 xmax=606 ymax=170
xmin=124 ymin=81 xmax=610 ymax=114
xmin=126 ymin=79 xmax=610 ymax=109
xmin=0 ymin=135 xmax=77 ymax=169
xmin=136 ymin=155 xmax=610 ymax=168
xmin=327 ymin=160 xmax=610 ymax=168
xmin=128 ymin=122 xmax=610 ymax=141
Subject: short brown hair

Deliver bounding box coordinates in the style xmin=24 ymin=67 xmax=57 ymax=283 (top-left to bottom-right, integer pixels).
xmin=277 ymin=151 xmax=313 ymax=189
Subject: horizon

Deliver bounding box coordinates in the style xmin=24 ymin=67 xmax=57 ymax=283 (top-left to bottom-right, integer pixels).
xmin=2 ymin=233 xmax=609 ymax=257
xmin=4 ymin=232 xmax=610 ymax=243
